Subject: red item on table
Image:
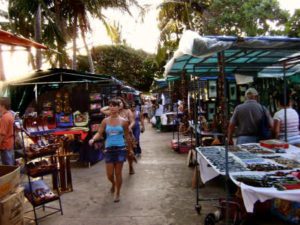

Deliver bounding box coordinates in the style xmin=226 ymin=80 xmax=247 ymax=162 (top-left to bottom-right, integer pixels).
xmin=260 ymin=139 xmax=289 ymax=149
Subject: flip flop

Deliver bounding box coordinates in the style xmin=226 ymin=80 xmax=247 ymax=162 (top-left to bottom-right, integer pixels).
xmin=114 ymin=195 xmax=120 ymax=203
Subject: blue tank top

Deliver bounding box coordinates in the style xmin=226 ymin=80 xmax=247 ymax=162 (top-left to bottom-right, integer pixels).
xmin=105 ymin=124 xmax=125 ymax=148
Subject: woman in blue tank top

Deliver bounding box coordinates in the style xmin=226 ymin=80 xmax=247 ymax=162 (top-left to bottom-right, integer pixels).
xmin=89 ymin=99 xmax=132 ymax=202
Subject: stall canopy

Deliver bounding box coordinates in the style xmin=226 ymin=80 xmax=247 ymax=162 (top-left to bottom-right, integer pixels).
xmin=8 ymin=68 xmax=117 ymax=114
xmin=8 ymin=68 xmax=113 ymax=86
xmin=0 ymin=29 xmax=48 ymax=49
xmin=164 ymin=30 xmax=300 ymax=79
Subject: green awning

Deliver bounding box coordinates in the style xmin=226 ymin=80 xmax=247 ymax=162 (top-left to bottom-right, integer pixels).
xmin=165 ymin=31 xmax=300 ymax=79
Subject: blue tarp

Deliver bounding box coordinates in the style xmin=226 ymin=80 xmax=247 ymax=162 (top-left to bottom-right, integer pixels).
xmin=164 ymin=30 xmax=300 ymax=79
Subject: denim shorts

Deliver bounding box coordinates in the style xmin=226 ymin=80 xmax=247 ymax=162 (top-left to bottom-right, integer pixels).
xmin=0 ymin=149 xmax=14 ymax=165
xmin=104 ymin=146 xmax=127 ymax=163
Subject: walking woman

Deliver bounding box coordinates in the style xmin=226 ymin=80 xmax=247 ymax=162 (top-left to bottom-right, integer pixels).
xmin=101 ymin=97 xmax=136 ymax=174
xmin=130 ymin=103 xmax=145 ymax=157
xmin=89 ymin=99 xmax=133 ymax=202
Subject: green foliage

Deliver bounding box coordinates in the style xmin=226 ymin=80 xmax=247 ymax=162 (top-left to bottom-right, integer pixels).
xmin=77 ymin=45 xmax=158 ymax=92
xmin=203 ymin=0 xmax=289 ymax=36
xmin=4 ymin=0 xmax=141 ymax=69
xmin=157 ymin=0 xmax=290 ymax=65
xmin=285 ymin=9 xmax=300 ymax=37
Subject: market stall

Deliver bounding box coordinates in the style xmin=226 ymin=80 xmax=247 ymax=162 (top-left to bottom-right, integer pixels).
xmin=163 ymin=30 xmax=300 ymax=218
xmin=8 ymin=68 xmax=139 ymax=166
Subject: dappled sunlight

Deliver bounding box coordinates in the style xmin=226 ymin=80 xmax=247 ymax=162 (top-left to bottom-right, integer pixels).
xmin=1 ymin=46 xmax=45 ymax=82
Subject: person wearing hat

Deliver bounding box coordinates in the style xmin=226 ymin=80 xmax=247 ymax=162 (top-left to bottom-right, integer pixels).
xmin=228 ymin=88 xmax=273 ymax=145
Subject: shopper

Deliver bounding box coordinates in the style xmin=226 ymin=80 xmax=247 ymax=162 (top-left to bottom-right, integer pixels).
xmin=0 ymin=97 xmax=15 ymax=165
xmin=101 ymin=97 xmax=136 ymax=174
xmin=273 ymin=93 xmax=300 ymax=145
xmin=154 ymin=100 xmax=163 ymax=131
xmin=141 ymin=100 xmax=151 ymax=123
xmin=89 ymin=99 xmax=133 ymax=202
xmin=228 ymin=88 xmax=273 ymax=145
xmin=130 ymin=103 xmax=145 ymax=157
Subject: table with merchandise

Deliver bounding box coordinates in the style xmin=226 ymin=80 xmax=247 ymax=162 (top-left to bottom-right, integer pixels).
xmin=196 ymin=140 xmax=300 ymax=212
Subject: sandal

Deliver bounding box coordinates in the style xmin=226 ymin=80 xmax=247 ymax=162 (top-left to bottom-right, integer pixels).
xmin=114 ymin=194 xmax=120 ymax=203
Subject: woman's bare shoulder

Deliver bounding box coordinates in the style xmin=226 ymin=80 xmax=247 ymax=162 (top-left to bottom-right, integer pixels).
xmin=119 ymin=116 xmax=128 ymax=125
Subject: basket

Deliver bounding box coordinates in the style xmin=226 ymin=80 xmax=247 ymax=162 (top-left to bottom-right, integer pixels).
xmin=0 ymin=166 xmax=20 ymax=199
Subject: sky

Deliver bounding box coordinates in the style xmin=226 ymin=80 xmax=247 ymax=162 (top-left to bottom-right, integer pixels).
xmin=92 ymin=0 xmax=299 ymax=54
xmin=88 ymin=0 xmax=162 ymax=54
xmin=1 ymin=0 xmax=299 ymax=81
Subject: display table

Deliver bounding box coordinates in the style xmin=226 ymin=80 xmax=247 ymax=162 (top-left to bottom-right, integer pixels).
xmin=189 ymin=121 xmax=224 ymax=137
xmin=230 ymin=170 xmax=300 ymax=213
xmin=160 ymin=112 xmax=177 ymax=132
xmin=196 ymin=144 xmax=300 ymax=213
xmin=196 ymin=146 xmax=248 ymax=183
xmin=52 ymin=129 xmax=88 ymax=141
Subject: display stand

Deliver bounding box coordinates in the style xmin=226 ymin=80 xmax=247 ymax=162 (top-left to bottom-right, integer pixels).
xmin=19 ymin=117 xmax=63 ymax=225
xmin=54 ymin=138 xmax=74 ymax=193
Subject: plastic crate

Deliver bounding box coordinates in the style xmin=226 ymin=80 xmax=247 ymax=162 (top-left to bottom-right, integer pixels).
xmin=0 ymin=166 xmax=20 ymax=200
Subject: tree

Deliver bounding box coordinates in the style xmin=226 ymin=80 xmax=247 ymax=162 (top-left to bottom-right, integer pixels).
xmin=285 ymin=9 xmax=300 ymax=37
xmin=157 ymin=0 xmax=290 ymax=56
xmin=202 ymin=0 xmax=289 ymax=36
xmin=77 ymin=45 xmax=158 ymax=92
xmin=4 ymin=0 xmax=141 ymax=71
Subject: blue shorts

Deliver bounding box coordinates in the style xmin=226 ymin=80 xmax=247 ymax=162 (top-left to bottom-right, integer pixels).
xmin=104 ymin=146 xmax=127 ymax=163
xmin=0 ymin=149 xmax=14 ymax=165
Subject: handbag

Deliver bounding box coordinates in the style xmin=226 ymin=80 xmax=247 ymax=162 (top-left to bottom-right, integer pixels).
xmin=258 ymin=105 xmax=271 ymax=140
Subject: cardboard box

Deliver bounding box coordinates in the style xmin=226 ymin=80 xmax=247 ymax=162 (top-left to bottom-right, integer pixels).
xmin=0 ymin=165 xmax=20 ymax=200
xmin=0 ymin=187 xmax=24 ymax=225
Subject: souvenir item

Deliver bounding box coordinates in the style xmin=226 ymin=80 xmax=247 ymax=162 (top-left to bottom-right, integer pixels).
xmin=73 ymin=111 xmax=89 ymax=127
xmin=90 ymin=103 xmax=101 ymax=111
xmin=260 ymin=139 xmax=289 ymax=149
xmin=198 ymin=147 xmax=248 ymax=173
xmin=56 ymin=113 xmax=73 ymax=127
xmin=89 ymin=93 xmax=101 ymax=101
xmin=55 ymin=92 xmax=63 ymax=113
xmin=63 ymin=92 xmax=72 ymax=114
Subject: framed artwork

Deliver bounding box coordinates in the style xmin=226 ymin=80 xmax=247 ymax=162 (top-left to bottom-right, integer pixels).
xmin=229 ymin=83 xmax=237 ymax=101
xmin=207 ymin=103 xmax=215 ymax=121
xmin=208 ymin=80 xmax=217 ymax=99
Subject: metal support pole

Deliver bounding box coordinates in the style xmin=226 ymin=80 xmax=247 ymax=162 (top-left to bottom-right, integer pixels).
xmin=218 ymin=51 xmax=230 ymax=225
xmin=193 ymin=75 xmax=201 ymax=214
xmin=283 ymin=62 xmax=288 ymax=142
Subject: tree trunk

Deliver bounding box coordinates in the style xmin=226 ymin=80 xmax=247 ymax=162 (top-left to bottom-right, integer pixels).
xmin=54 ymin=0 xmax=65 ymax=68
xmin=81 ymin=28 xmax=95 ymax=73
xmin=35 ymin=4 xmax=42 ymax=70
xmin=72 ymin=15 xmax=78 ymax=70
xmin=26 ymin=47 xmax=36 ymax=70
xmin=0 ymin=45 xmax=5 ymax=81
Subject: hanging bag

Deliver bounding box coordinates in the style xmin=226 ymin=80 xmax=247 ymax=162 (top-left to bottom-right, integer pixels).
xmin=258 ymin=105 xmax=271 ymax=140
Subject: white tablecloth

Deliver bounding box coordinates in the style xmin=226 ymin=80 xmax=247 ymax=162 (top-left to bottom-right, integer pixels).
xmin=197 ymin=152 xmax=220 ymax=183
xmin=230 ymin=171 xmax=300 ymax=213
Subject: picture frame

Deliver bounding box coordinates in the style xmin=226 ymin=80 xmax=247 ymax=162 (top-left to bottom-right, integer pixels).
xmin=229 ymin=83 xmax=237 ymax=101
xmin=207 ymin=102 xmax=215 ymax=121
xmin=208 ymin=80 xmax=217 ymax=99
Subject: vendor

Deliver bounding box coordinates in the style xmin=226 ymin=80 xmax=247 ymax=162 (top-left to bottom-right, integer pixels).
xmin=0 ymin=97 xmax=14 ymax=165
xmin=273 ymin=93 xmax=300 ymax=145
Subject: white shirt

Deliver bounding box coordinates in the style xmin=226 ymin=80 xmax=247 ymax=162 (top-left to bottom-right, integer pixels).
xmin=155 ymin=104 xmax=163 ymax=116
xmin=273 ymin=108 xmax=300 ymax=138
